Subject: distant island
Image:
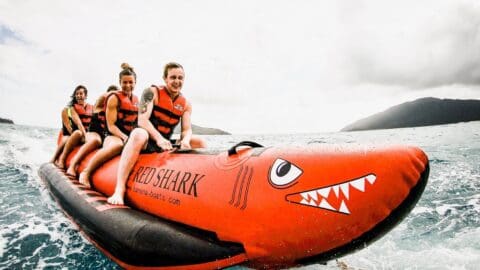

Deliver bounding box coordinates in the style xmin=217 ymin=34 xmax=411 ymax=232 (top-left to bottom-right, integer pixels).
xmin=0 ymin=116 xmax=228 ymax=134
xmin=341 ymin=97 xmax=480 ymax=131
xmin=174 ymin=124 xmax=230 ymax=135
xmin=0 ymin=117 xmax=14 ymax=124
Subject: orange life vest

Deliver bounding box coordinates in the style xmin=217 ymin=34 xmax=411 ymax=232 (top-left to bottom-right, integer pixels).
xmin=105 ymin=91 xmax=139 ymax=135
xmin=149 ymin=85 xmax=187 ymax=139
xmin=72 ymin=103 xmax=93 ymax=130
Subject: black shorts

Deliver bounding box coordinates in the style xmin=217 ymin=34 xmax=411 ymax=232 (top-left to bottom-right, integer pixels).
xmin=88 ymin=122 xmax=106 ymax=141
xmin=143 ymin=139 xmax=177 ymax=153
xmin=62 ymin=127 xmax=70 ymax=136
xmin=90 ymin=130 xmax=106 ymax=141
xmin=62 ymin=126 xmax=79 ymax=136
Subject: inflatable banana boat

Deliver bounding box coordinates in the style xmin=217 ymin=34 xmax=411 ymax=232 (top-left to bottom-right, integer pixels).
xmin=39 ymin=141 xmax=429 ymax=269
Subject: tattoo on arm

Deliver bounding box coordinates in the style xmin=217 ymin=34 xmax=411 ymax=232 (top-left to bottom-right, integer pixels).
xmin=140 ymin=88 xmax=154 ymax=114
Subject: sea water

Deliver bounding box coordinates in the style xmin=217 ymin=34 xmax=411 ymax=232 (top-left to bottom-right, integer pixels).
xmin=0 ymin=122 xmax=479 ymax=269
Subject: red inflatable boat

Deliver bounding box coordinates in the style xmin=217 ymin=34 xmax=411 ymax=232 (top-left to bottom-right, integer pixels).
xmin=39 ymin=141 xmax=429 ymax=269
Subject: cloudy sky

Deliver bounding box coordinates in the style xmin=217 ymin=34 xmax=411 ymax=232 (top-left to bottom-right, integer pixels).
xmin=1 ymin=0 xmax=479 ymax=134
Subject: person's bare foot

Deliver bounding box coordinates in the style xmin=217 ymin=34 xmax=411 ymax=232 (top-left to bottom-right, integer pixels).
xmin=78 ymin=171 xmax=91 ymax=188
xmin=66 ymin=165 xmax=77 ymax=178
xmin=54 ymin=160 xmax=65 ymax=170
xmin=107 ymin=190 xmax=125 ymax=205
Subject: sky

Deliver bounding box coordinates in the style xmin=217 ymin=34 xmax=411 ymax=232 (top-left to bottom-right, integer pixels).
xmin=1 ymin=0 xmax=480 ymax=134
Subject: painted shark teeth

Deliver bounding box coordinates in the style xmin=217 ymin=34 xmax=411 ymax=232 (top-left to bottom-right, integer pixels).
xmin=296 ymin=174 xmax=376 ymax=215
xmin=339 ymin=200 xmax=350 ymax=214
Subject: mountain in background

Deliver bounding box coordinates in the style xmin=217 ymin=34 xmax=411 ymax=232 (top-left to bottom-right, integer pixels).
xmin=174 ymin=124 xmax=230 ymax=135
xmin=341 ymin=97 xmax=480 ymax=132
xmin=0 ymin=117 xmax=14 ymax=124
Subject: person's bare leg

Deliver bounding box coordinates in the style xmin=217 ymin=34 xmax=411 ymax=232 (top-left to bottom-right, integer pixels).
xmin=66 ymin=132 xmax=101 ymax=177
xmin=190 ymin=135 xmax=207 ymax=148
xmin=57 ymin=130 xmax=83 ymax=170
xmin=78 ymin=136 xmax=123 ymax=188
xmin=108 ymin=128 xmax=148 ymax=205
xmin=51 ymin=136 xmax=69 ymax=164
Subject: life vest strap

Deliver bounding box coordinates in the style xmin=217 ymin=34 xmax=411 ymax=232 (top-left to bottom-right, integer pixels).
xmin=153 ymin=106 xmax=182 ymax=120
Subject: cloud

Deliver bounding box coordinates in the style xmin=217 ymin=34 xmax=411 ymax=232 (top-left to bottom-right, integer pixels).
xmin=342 ymin=0 xmax=480 ymax=88
xmin=0 ymin=24 xmax=25 ymax=44
xmin=0 ymin=0 xmax=479 ymax=133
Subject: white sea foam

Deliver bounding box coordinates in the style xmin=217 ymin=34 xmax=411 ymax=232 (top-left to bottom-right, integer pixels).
xmin=412 ymin=206 xmax=432 ymax=214
xmin=468 ymin=195 xmax=480 ymax=213
xmin=0 ymin=234 xmax=5 ymax=258
xmin=334 ymin=237 xmax=480 ymax=270
xmin=7 ymin=130 xmax=53 ymax=169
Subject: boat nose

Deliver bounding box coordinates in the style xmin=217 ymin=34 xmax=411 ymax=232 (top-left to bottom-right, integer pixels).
xmin=404 ymin=146 xmax=430 ymax=189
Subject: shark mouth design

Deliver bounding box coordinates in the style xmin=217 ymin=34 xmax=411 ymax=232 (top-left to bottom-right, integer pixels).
xmin=285 ymin=174 xmax=376 ymax=215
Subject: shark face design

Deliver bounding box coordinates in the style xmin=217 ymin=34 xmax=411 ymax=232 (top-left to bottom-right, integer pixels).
xmin=269 ymin=158 xmax=376 ymax=215
xmin=268 ymin=158 xmax=303 ymax=188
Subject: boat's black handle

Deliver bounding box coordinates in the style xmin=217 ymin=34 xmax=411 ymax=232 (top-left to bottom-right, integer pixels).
xmin=228 ymin=141 xmax=264 ymax=156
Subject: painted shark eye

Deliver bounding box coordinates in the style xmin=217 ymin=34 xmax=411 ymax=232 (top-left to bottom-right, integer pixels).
xmin=269 ymin=158 xmax=302 ymax=188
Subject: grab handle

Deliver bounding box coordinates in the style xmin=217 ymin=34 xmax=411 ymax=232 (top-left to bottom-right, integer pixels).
xmin=228 ymin=141 xmax=264 ymax=156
